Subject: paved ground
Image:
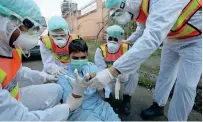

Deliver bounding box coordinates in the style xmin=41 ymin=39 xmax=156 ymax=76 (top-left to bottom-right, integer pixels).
xmin=22 ymin=56 xmax=202 ymax=121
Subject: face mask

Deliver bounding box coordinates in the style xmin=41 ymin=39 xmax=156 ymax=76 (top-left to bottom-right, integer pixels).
xmin=13 ymin=31 xmax=39 ymax=50
xmin=113 ymin=11 xmax=132 ymax=25
xmin=71 ymin=59 xmax=88 ymax=71
xmin=13 ymin=31 xmax=39 ymax=58
xmin=53 ymin=37 xmax=67 ymax=48
xmin=107 ymin=41 xmax=120 ymax=53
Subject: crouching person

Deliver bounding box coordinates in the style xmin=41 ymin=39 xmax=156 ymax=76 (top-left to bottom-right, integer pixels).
xmin=57 ymin=39 xmax=120 ymax=121
xmin=94 ymin=25 xmax=139 ymax=115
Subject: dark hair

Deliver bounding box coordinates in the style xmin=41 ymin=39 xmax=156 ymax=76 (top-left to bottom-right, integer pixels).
xmin=68 ymin=38 xmax=88 ymax=54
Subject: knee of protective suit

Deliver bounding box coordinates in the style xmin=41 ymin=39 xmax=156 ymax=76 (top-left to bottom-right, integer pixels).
xmin=55 ymin=83 xmax=63 ymax=100
xmin=47 ymin=83 xmax=63 ymax=105
xmin=176 ymin=80 xmax=197 ymax=93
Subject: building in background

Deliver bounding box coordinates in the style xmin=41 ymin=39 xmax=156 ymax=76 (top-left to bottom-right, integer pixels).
xmin=61 ymin=0 xmax=108 ymax=41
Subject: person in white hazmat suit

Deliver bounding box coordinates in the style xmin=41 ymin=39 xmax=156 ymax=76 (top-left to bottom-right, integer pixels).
xmin=40 ymin=16 xmax=79 ymax=77
xmin=85 ymin=0 xmax=202 ymax=121
xmin=94 ymin=25 xmax=139 ymax=114
xmin=0 ymin=0 xmax=90 ymax=120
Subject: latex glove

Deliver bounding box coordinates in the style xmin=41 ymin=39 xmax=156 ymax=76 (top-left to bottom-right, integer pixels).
xmin=46 ymin=74 xmax=59 ymax=83
xmin=66 ymin=94 xmax=83 ymax=111
xmin=115 ymin=75 xmax=124 ymax=100
xmin=89 ymin=69 xmax=115 ymax=90
xmin=122 ymin=40 xmax=129 ymax=43
xmin=53 ymin=67 xmax=67 ymax=76
xmin=65 ymin=69 xmax=91 ymax=96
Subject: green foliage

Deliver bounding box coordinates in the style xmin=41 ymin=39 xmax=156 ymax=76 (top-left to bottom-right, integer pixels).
xmin=85 ymin=40 xmax=102 ymax=63
xmin=108 ymin=17 xmax=137 ymax=39
xmin=138 ymin=76 xmax=155 ymax=90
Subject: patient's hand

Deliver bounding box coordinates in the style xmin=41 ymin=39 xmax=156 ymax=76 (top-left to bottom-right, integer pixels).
xmin=65 ymin=69 xmax=92 ymax=96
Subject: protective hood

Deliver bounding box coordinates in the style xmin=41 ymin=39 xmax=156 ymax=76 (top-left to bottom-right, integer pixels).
xmin=0 ymin=15 xmax=16 ymax=57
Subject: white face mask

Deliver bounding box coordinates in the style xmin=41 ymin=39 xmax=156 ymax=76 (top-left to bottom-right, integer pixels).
xmin=13 ymin=31 xmax=39 ymax=50
xmin=107 ymin=41 xmax=120 ymax=53
xmin=13 ymin=31 xmax=39 ymax=58
xmin=53 ymin=37 xmax=67 ymax=48
xmin=113 ymin=11 xmax=132 ymax=25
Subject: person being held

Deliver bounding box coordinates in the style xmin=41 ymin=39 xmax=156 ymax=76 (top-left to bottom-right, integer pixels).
xmin=57 ymin=39 xmax=120 ymax=121
xmin=94 ymin=25 xmax=139 ymax=115
xmin=40 ymin=16 xmax=79 ymax=77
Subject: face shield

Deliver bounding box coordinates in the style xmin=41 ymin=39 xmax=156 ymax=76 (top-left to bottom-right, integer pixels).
xmin=109 ymin=0 xmax=142 ymax=25
xmin=110 ymin=8 xmax=133 ymax=25
xmin=0 ymin=5 xmax=46 ymax=35
xmin=0 ymin=5 xmax=47 ymax=58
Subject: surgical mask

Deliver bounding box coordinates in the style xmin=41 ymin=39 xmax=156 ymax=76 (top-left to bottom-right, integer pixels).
xmin=107 ymin=41 xmax=120 ymax=53
xmin=71 ymin=59 xmax=88 ymax=71
xmin=53 ymin=37 xmax=67 ymax=48
xmin=113 ymin=11 xmax=132 ymax=25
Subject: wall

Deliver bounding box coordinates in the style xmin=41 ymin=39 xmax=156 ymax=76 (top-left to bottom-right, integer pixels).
xmin=65 ymin=0 xmax=108 ymax=41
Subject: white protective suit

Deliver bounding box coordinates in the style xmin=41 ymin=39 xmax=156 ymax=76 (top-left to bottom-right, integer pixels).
xmin=40 ymin=40 xmax=68 ymax=74
xmin=0 ymin=14 xmax=70 ymax=120
xmin=112 ymin=0 xmax=202 ymax=121
xmin=0 ymin=44 xmax=70 ymax=121
xmin=95 ymin=47 xmax=139 ymax=96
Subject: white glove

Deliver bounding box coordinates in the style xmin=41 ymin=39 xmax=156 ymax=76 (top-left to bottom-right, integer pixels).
xmin=65 ymin=69 xmax=91 ymax=96
xmin=46 ymin=74 xmax=59 ymax=83
xmin=122 ymin=40 xmax=129 ymax=43
xmin=89 ymin=69 xmax=115 ymax=90
xmin=115 ymin=75 xmax=125 ymax=100
xmin=66 ymin=94 xmax=83 ymax=111
xmin=53 ymin=67 xmax=67 ymax=76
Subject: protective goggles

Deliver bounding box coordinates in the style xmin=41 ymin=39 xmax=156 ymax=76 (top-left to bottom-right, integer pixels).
xmin=108 ymin=36 xmax=119 ymax=42
xmin=110 ymin=8 xmax=124 ymax=17
xmin=49 ymin=30 xmax=69 ymax=38
xmin=0 ymin=5 xmax=47 ymax=36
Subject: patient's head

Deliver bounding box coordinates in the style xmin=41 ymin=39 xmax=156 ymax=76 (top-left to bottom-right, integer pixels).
xmin=68 ymin=39 xmax=88 ymax=70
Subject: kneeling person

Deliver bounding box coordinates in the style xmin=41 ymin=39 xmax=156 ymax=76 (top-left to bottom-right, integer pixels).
xmin=40 ymin=16 xmax=79 ymax=77
xmin=57 ymin=39 xmax=120 ymax=121
xmin=94 ymin=25 xmax=139 ymax=114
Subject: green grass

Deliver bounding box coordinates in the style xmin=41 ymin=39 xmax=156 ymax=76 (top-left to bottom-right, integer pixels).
xmin=85 ymin=40 xmax=103 ymax=62
xmin=138 ymin=76 xmax=156 ymax=90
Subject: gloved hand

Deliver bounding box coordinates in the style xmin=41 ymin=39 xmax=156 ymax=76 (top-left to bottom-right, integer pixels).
xmin=88 ymin=69 xmax=115 ymax=90
xmin=46 ymin=74 xmax=59 ymax=83
xmin=122 ymin=40 xmax=129 ymax=43
xmin=53 ymin=67 xmax=67 ymax=76
xmin=65 ymin=69 xmax=91 ymax=96
xmin=66 ymin=94 xmax=83 ymax=111
xmin=115 ymin=74 xmax=125 ymax=100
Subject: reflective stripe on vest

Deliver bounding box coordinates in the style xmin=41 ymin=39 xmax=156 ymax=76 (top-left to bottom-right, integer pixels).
xmin=71 ymin=34 xmax=80 ymax=40
xmin=100 ymin=43 xmax=129 ymax=68
xmin=41 ymin=34 xmax=79 ymax=63
xmin=134 ymin=0 xmax=202 ymax=39
xmin=0 ymin=49 xmax=21 ymax=100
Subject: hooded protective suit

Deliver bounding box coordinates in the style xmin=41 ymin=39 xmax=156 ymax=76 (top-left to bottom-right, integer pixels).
xmin=95 ymin=25 xmax=139 ymax=96
xmin=93 ymin=0 xmax=202 ymax=120
xmin=0 ymin=0 xmax=71 ymax=120
xmin=40 ymin=16 xmax=74 ymax=76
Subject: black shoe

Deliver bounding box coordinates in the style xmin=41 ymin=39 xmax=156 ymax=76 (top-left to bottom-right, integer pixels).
xmin=112 ymin=100 xmax=121 ymax=114
xmin=105 ymin=94 xmax=120 ymax=114
xmin=140 ymin=102 xmax=164 ymax=120
xmin=120 ymin=95 xmax=131 ymax=115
